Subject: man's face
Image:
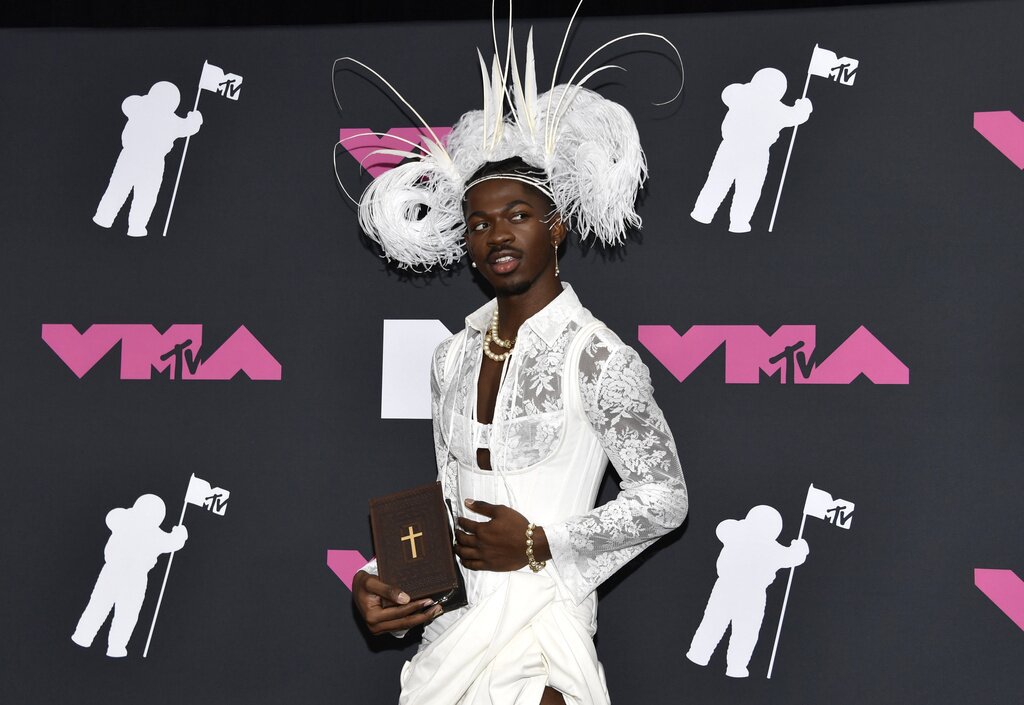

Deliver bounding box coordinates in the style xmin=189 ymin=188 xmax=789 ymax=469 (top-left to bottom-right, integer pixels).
xmin=463 ymin=178 xmax=563 ymax=297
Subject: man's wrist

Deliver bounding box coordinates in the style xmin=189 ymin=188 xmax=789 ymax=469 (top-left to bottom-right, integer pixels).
xmin=528 ymin=524 xmax=552 ymax=564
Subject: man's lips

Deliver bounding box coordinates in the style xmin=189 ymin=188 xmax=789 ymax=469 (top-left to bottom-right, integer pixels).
xmin=488 ymin=250 xmax=521 ymax=274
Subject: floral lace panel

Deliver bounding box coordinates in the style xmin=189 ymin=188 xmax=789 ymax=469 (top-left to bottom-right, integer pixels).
xmin=435 ymin=322 xmax=580 ymax=473
xmin=547 ymin=330 xmax=689 ymax=604
xmin=492 ymin=410 xmax=564 ymax=470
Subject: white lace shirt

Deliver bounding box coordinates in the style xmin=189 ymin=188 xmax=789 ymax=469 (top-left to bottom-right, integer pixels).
xmin=432 ymin=283 xmax=688 ymax=605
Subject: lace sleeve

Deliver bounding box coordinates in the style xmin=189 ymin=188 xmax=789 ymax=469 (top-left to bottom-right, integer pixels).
xmin=545 ymin=331 xmax=688 ymax=604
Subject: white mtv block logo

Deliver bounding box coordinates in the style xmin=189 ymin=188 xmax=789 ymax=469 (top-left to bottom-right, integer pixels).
xmin=381 ymin=320 xmax=453 ymax=419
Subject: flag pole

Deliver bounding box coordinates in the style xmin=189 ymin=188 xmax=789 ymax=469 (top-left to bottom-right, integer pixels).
xmin=142 ymin=473 xmax=193 ymax=658
xmin=768 ymin=45 xmax=816 ymax=233
xmin=766 ymin=483 xmax=813 ymax=679
xmin=161 ymin=61 xmax=206 ymax=237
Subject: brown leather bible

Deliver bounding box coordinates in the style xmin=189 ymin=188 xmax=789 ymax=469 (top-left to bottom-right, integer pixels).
xmin=369 ymin=482 xmax=466 ymax=609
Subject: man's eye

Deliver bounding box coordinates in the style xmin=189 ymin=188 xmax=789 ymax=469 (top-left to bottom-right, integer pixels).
xmin=510 ymin=212 xmax=528 ymax=222
xmin=471 ymin=222 xmax=488 ymax=232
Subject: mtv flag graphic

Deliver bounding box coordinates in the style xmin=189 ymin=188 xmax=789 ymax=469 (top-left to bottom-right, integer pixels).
xmin=199 ymin=61 xmax=243 ymax=100
xmin=185 ymin=474 xmax=230 ymax=516
xmin=803 ymin=484 xmax=854 ymax=529
xmin=808 ymin=45 xmax=859 ymax=86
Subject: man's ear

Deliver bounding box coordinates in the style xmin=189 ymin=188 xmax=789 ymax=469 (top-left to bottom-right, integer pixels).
xmin=550 ymin=215 xmax=566 ymax=246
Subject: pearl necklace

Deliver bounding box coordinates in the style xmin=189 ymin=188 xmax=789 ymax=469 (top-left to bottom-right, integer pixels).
xmin=483 ymin=308 xmax=515 ymax=362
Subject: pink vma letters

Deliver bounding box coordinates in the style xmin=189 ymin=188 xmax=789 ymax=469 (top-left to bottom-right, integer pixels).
xmin=637 ymin=325 xmax=909 ymax=384
xmin=326 ymin=550 xmax=371 ymax=592
xmin=338 ymin=127 xmax=453 ymax=178
xmin=973 ymin=112 xmax=1024 ymax=170
xmin=41 ymin=324 xmax=281 ymax=380
xmin=975 ymin=569 xmax=1024 ymax=633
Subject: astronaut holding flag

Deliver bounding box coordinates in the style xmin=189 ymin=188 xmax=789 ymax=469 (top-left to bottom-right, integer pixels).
xmin=71 ymin=494 xmax=188 ymax=658
xmin=92 ymin=81 xmax=203 ymax=238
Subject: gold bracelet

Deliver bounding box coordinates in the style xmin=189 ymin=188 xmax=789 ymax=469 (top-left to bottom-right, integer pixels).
xmin=526 ymin=522 xmax=546 ymax=573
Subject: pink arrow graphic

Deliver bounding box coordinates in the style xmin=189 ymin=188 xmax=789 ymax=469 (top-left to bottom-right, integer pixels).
xmin=975 ymin=568 xmax=1024 ymax=632
xmin=327 ymin=550 xmax=370 ymax=592
xmin=973 ymin=112 xmax=1024 ymax=169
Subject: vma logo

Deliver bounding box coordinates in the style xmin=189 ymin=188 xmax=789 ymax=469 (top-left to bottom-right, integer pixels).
xmin=638 ymin=325 xmax=908 ymax=384
xmin=42 ymin=324 xmax=281 ymax=380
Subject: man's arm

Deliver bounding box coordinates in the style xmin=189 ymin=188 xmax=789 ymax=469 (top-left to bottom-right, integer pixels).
xmin=544 ymin=331 xmax=689 ymax=605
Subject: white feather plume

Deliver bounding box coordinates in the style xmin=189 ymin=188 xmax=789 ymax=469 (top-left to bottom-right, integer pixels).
xmin=340 ymin=4 xmax=682 ymax=268
xmin=532 ymin=86 xmax=647 ymax=246
xmin=357 ymin=160 xmax=465 ymax=270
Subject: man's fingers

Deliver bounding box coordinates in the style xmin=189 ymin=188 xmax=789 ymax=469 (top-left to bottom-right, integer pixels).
xmin=454 ymin=543 xmax=480 ymax=561
xmin=363 ymin=575 xmax=410 ymax=605
xmin=366 ymin=598 xmax=434 ymax=627
xmin=455 ymin=528 xmax=479 ymax=547
xmin=465 ymin=499 xmax=497 ymax=517
xmin=372 ymin=605 xmax=444 ymax=634
xmin=456 ymin=516 xmax=482 ymax=533
xmin=355 ymin=573 xmax=442 ymax=635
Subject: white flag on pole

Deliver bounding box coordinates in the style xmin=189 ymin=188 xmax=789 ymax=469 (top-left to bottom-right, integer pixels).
xmin=199 ymin=62 xmax=244 ymax=100
xmin=185 ymin=474 xmax=230 ymax=516
xmin=807 ymin=46 xmax=859 ymax=86
xmin=803 ymin=483 xmax=855 ymax=529
xmin=767 ymin=483 xmax=855 ymax=678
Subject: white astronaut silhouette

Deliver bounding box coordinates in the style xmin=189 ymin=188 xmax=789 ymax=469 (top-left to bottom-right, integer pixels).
xmin=691 ymin=68 xmax=813 ymax=233
xmin=686 ymin=505 xmax=809 ymax=678
xmin=72 ymin=494 xmax=188 ymax=657
xmin=92 ymin=82 xmax=203 ymax=237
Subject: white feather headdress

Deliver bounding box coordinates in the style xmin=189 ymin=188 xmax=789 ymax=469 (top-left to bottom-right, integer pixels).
xmin=334 ymin=1 xmax=682 ymax=270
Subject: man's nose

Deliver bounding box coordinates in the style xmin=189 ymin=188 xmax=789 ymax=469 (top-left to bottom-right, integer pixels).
xmin=486 ymin=220 xmax=514 ymax=245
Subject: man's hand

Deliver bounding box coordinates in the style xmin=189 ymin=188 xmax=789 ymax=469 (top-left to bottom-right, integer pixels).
xmin=352 ymin=571 xmax=441 ymax=635
xmin=455 ymin=499 xmax=550 ymax=571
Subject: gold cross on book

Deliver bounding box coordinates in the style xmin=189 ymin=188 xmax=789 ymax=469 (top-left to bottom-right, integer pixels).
xmin=401 ymin=526 xmax=423 ymax=559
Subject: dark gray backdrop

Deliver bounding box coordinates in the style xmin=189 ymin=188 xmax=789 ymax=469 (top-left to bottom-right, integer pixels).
xmin=2 ymin=1 xmax=1022 ymax=702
